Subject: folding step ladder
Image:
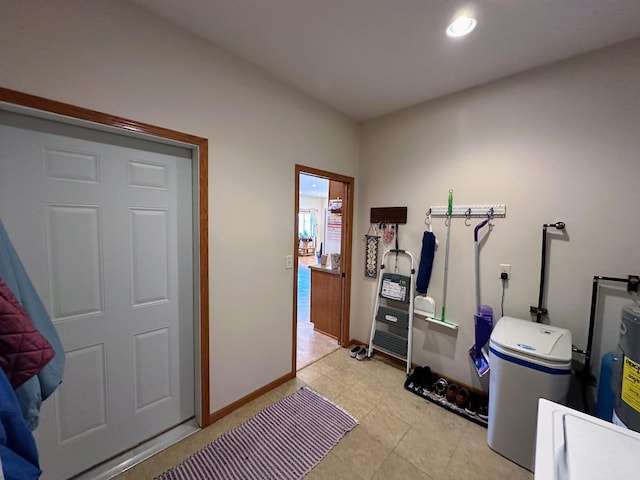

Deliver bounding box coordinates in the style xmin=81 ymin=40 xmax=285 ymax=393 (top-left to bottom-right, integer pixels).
xmin=367 ymin=248 xmax=415 ymax=375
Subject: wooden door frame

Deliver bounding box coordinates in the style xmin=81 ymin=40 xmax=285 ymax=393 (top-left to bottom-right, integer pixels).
xmin=293 ymin=165 xmax=354 ymax=372
xmin=0 ymin=87 xmax=211 ymax=427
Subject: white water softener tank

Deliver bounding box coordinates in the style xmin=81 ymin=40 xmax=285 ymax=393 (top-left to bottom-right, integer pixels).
xmin=487 ymin=316 xmax=572 ymax=471
xmin=612 ymin=303 xmax=640 ymax=431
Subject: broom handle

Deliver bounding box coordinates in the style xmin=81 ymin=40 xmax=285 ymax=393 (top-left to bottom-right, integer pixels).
xmin=441 ymin=190 xmax=453 ymax=321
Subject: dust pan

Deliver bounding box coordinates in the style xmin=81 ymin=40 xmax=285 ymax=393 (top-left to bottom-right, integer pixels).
xmin=414 ymin=295 xmax=436 ymax=318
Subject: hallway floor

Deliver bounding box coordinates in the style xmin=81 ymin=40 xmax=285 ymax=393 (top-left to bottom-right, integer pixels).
xmin=296 ymin=254 xmax=339 ymax=369
xmin=114 ymin=349 xmax=532 ymax=479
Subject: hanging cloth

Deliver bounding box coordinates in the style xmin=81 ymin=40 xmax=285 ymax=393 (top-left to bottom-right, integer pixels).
xmin=364 ymin=223 xmax=379 ymax=278
xmin=0 ymin=219 xmax=65 ymax=430
xmin=416 ymin=231 xmax=436 ymax=294
xmin=0 ymin=276 xmax=55 ymax=389
xmin=382 ymin=223 xmax=394 ymax=244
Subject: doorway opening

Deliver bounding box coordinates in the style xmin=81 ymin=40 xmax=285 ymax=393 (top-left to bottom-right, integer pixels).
xmin=296 ymin=174 xmax=338 ymax=369
xmin=293 ymin=166 xmax=354 ymax=371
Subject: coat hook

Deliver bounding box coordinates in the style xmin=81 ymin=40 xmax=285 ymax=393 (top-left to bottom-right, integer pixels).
xmin=465 ymin=208 xmax=472 ymax=226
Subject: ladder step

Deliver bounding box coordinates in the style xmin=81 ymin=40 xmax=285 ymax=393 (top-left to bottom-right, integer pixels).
xmin=376 ymin=306 xmax=409 ymax=328
xmin=373 ymin=329 xmax=408 ymax=357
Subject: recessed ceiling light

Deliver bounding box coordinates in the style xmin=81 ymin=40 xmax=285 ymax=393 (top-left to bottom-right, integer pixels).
xmin=446 ymin=15 xmax=477 ymax=37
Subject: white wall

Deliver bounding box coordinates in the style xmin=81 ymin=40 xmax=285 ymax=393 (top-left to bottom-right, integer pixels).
xmin=0 ymin=0 xmax=359 ymax=412
xmin=356 ymin=39 xmax=640 ymax=391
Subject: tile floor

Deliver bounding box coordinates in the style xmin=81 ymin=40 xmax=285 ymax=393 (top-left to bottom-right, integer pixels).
xmin=297 ymin=255 xmax=340 ymax=369
xmin=297 ymin=319 xmax=340 ymax=369
xmin=114 ymin=349 xmax=533 ymax=480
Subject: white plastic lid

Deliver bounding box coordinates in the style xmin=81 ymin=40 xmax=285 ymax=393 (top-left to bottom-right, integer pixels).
xmin=536 ymin=399 xmax=640 ymax=480
xmin=490 ymin=316 xmax=572 ymax=363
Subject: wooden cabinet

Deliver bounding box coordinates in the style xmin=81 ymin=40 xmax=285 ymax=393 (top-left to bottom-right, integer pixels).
xmin=309 ymin=266 xmax=341 ymax=339
xmin=328 ymin=180 xmax=344 ymax=205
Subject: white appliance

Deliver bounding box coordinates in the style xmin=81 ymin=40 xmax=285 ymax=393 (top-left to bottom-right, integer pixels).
xmin=535 ymin=398 xmax=640 ymax=479
xmin=487 ymin=316 xmax=572 ymax=471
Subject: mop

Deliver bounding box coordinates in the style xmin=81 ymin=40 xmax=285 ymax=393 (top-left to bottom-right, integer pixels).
xmin=469 ymin=215 xmax=493 ymax=377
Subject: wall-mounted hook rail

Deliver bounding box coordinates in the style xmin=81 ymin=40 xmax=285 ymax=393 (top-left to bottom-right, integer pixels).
xmin=370 ymin=206 xmax=408 ymax=224
xmin=464 ymin=208 xmax=472 ymax=226
xmin=427 ymin=204 xmax=506 ymax=218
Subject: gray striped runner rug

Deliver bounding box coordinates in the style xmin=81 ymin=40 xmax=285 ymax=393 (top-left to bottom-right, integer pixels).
xmin=155 ymin=387 xmax=358 ymax=479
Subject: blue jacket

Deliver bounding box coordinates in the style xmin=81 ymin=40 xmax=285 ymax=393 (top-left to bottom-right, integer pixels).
xmin=0 ymin=368 xmax=41 ymax=479
xmin=0 ymin=219 xmax=65 ymax=430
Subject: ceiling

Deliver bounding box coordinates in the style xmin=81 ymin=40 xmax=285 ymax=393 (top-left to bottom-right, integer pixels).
xmin=299 ymin=174 xmax=328 ymax=198
xmin=132 ymin=1 xmax=640 ymax=120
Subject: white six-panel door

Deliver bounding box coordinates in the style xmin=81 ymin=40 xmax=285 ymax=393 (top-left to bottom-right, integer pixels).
xmin=0 ymin=119 xmax=194 ymax=479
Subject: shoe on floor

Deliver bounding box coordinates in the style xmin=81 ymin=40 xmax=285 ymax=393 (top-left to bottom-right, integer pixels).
xmin=434 ymin=378 xmax=448 ymax=397
xmin=349 ymin=345 xmax=363 ymax=358
xmin=446 ymin=384 xmax=459 ymax=403
xmin=465 ymin=394 xmax=478 ymax=415
xmin=404 ymin=367 xmax=421 ymax=389
xmin=356 ymin=347 xmax=369 ymax=361
xmin=418 ymin=366 xmax=436 ymax=391
xmin=478 ymin=402 xmax=489 ymax=420
xmin=455 ymin=388 xmax=469 ymax=409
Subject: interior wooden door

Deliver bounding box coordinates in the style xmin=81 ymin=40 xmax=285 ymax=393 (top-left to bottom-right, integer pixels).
xmin=0 ymin=114 xmax=195 ymax=479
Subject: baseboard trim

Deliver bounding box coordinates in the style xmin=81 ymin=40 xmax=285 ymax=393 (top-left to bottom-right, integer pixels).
xmin=208 ymin=371 xmax=294 ymax=424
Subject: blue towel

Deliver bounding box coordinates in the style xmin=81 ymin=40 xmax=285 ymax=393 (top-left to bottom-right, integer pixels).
xmin=416 ymin=231 xmax=436 ymax=294
xmin=0 ymin=219 xmax=65 ymax=430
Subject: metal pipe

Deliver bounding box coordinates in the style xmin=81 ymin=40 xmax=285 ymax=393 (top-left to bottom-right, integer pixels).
xmin=536 ymin=225 xmax=548 ymax=322
xmin=585 ymin=277 xmax=600 ymax=376
xmin=536 ymin=222 xmax=566 ymax=322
